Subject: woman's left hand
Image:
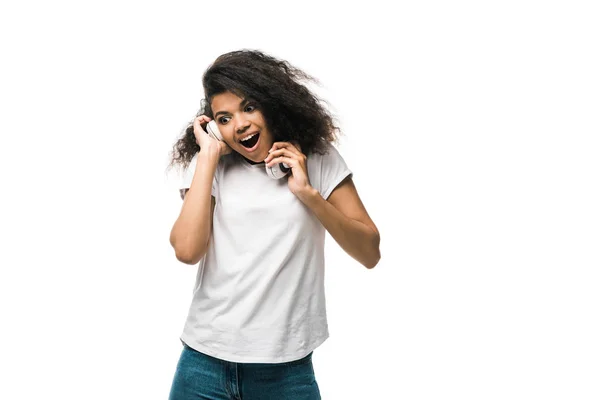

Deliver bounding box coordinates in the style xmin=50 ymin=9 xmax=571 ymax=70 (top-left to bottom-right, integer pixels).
xmin=264 ymin=142 xmax=314 ymax=199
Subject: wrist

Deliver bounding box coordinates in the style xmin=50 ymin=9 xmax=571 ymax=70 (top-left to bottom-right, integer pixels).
xmin=296 ymin=186 xmax=320 ymax=205
xmin=197 ymin=149 xmax=220 ymax=168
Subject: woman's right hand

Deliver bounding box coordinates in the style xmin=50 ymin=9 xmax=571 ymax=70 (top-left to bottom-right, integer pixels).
xmin=193 ymin=116 xmax=232 ymax=158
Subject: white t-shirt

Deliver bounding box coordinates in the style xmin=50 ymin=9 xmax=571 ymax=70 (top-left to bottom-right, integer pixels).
xmin=177 ymin=142 xmax=352 ymax=363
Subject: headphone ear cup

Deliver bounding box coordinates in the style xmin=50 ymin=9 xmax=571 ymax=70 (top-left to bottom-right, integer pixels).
xmin=265 ymin=163 xmax=291 ymax=179
xmin=206 ymin=120 xmax=224 ymax=141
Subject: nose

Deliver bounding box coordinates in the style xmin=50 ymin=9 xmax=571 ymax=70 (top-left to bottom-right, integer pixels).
xmin=235 ymin=116 xmax=251 ymax=134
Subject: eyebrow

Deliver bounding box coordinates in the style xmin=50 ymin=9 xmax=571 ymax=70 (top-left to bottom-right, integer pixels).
xmin=214 ymin=98 xmax=248 ymax=119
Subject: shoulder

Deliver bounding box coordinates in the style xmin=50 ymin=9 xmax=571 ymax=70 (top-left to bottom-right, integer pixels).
xmin=307 ymin=141 xmax=345 ymax=166
xmin=307 ymin=141 xmax=352 ymax=200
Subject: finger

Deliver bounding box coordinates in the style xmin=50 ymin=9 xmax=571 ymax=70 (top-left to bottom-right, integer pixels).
xmin=269 ymin=141 xmax=288 ymax=150
xmin=193 ymin=116 xmax=213 ymax=146
xmin=269 ymin=142 xmax=303 ymax=159
xmin=265 ymin=148 xmax=299 ymax=163
xmin=192 ymin=118 xmax=204 ymax=132
xmin=269 ymin=141 xmax=298 ymax=152
xmin=266 ymin=148 xmax=295 ymax=158
xmin=193 ymin=115 xmax=212 ymax=128
xmin=266 ymin=156 xmax=297 ymax=168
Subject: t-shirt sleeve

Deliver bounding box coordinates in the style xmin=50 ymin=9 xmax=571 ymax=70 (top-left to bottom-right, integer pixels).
xmin=309 ymin=142 xmax=353 ymax=200
xmin=179 ymin=153 xmax=218 ymax=199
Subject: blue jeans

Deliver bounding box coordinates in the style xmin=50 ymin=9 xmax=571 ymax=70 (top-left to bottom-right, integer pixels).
xmin=169 ymin=341 xmax=322 ymax=400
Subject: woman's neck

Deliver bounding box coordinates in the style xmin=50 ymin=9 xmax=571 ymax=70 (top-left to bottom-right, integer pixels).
xmin=241 ymin=155 xmax=264 ymax=165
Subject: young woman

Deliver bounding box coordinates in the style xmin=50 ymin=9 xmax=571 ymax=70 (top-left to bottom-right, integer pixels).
xmin=167 ymin=49 xmax=380 ymax=399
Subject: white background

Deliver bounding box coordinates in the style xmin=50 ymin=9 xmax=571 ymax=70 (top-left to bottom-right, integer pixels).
xmin=1 ymin=0 xmax=599 ymax=399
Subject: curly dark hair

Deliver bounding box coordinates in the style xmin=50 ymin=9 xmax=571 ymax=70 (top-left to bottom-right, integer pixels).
xmin=166 ymin=49 xmax=342 ymax=173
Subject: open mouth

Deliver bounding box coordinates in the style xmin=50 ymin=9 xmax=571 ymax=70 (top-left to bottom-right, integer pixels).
xmin=240 ymin=132 xmax=260 ymax=149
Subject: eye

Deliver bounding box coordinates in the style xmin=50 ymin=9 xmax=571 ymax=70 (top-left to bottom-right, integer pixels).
xmin=245 ymin=104 xmax=256 ymax=112
xmin=218 ymin=116 xmax=231 ymax=124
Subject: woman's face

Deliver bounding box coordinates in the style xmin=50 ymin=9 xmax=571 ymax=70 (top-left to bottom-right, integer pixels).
xmin=210 ymin=91 xmax=274 ymax=164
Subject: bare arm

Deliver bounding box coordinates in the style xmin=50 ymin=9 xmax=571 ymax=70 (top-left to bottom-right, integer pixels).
xmin=264 ymin=141 xmax=380 ymax=269
xmin=299 ymin=177 xmax=381 ymax=269
xmin=169 ymin=151 xmax=219 ymax=265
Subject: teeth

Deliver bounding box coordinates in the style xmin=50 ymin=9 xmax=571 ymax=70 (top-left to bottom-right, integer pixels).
xmin=240 ymin=133 xmax=258 ymax=142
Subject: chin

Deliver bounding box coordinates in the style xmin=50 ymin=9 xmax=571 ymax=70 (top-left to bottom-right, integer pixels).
xmin=252 ymin=152 xmax=268 ymax=163
xmin=234 ymin=148 xmax=264 ymax=164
